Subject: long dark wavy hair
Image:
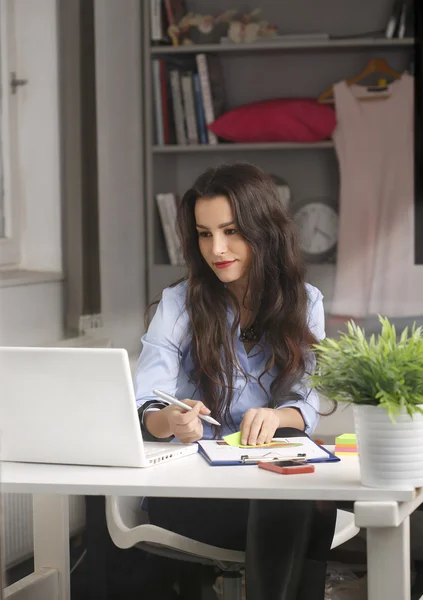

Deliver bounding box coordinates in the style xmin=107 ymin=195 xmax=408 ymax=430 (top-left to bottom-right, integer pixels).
xmin=148 ymin=162 xmax=327 ymax=429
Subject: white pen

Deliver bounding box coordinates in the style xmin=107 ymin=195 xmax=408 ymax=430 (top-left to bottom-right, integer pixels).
xmin=152 ymin=389 xmax=221 ymax=427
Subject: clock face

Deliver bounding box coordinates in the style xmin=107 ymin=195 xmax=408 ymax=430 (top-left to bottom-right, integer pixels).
xmin=294 ymin=202 xmax=338 ymax=260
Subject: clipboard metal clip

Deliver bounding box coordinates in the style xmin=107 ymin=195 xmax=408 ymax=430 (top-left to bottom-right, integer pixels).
xmin=240 ymin=452 xmax=307 ymax=464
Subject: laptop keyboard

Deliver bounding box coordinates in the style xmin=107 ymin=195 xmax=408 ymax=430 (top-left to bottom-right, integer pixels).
xmin=144 ymin=442 xmax=194 ymax=458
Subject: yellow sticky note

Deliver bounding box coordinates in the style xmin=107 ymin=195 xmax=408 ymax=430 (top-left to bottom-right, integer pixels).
xmin=223 ymin=431 xmax=243 ymax=446
xmin=223 ymin=431 xmax=281 ymax=448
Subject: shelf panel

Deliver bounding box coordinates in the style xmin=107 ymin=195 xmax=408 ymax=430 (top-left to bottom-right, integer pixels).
xmin=153 ymin=141 xmax=334 ymax=153
xmin=150 ymin=37 xmax=415 ymax=55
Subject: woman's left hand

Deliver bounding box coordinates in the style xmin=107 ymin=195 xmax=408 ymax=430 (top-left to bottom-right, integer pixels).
xmin=240 ymin=408 xmax=280 ymax=446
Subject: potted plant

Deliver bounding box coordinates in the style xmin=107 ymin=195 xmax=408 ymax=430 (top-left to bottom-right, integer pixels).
xmin=311 ymin=316 xmax=423 ymax=488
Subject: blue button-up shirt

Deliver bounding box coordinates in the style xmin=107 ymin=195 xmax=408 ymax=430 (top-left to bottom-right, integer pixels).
xmin=134 ymin=281 xmax=325 ymax=438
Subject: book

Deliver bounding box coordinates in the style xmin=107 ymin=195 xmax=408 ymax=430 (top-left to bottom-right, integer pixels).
xmin=181 ymin=72 xmax=199 ymax=144
xmin=154 ymin=55 xmax=226 ymax=146
xmin=164 ymin=56 xmax=198 ymax=145
xmin=150 ymin=0 xmax=163 ymax=42
xmin=193 ymin=72 xmax=208 ymax=144
xmin=152 ymin=59 xmax=164 ymax=145
xmin=196 ymin=54 xmax=219 ymax=145
xmin=169 ymin=69 xmax=187 ymax=145
xmin=156 ymin=193 xmax=184 ymax=265
xmin=159 ymin=60 xmax=171 ymax=144
xmin=385 ymin=0 xmax=404 ymax=38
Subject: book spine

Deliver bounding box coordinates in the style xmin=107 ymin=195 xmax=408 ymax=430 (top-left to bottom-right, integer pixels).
xmin=169 ymin=69 xmax=187 ymax=145
xmin=156 ymin=194 xmax=178 ymax=265
xmin=159 ymin=60 xmax=170 ymax=144
xmin=193 ymin=73 xmax=208 ymax=144
xmin=181 ymin=73 xmax=199 ymax=145
xmin=152 ymin=60 xmax=164 ymax=145
xmin=150 ymin=0 xmax=162 ymax=42
xmin=385 ymin=0 xmax=402 ymax=38
xmin=164 ymin=193 xmax=184 ymax=264
xmin=196 ymin=54 xmax=218 ymax=145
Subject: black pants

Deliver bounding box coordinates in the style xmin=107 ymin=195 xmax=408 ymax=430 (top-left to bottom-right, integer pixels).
xmin=148 ymin=498 xmax=336 ymax=600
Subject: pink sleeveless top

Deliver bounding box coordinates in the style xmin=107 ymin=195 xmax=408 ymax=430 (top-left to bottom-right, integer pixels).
xmin=332 ymin=74 xmax=422 ymax=317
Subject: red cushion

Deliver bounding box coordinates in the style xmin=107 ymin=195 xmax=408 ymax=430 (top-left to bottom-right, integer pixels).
xmin=208 ymin=98 xmax=336 ymax=143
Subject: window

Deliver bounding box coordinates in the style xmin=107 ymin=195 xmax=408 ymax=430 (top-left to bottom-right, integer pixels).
xmin=0 ymin=0 xmax=20 ymax=266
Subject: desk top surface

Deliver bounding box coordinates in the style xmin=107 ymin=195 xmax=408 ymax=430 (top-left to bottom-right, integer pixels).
xmin=0 ymin=454 xmax=416 ymax=502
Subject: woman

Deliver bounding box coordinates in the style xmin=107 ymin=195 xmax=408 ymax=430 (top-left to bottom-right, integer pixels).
xmin=135 ymin=163 xmax=336 ymax=600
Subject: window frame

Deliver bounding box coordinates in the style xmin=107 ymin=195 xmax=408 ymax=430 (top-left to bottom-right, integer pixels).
xmin=0 ymin=0 xmax=21 ymax=267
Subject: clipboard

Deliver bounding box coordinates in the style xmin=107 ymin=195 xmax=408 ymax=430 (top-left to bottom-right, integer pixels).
xmin=197 ymin=429 xmax=339 ymax=466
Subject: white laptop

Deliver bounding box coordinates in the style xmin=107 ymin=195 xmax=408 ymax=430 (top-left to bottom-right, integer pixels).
xmin=0 ymin=347 xmax=197 ymax=468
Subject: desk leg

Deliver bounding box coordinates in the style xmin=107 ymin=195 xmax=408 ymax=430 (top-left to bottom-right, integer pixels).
xmin=33 ymin=494 xmax=70 ymax=600
xmin=366 ymin=518 xmax=410 ymax=600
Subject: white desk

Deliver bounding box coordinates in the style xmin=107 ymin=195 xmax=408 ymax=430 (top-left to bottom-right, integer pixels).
xmin=1 ymin=455 xmax=422 ymax=600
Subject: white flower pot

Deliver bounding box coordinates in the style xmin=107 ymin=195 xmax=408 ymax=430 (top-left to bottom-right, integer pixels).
xmin=354 ymin=404 xmax=423 ymax=488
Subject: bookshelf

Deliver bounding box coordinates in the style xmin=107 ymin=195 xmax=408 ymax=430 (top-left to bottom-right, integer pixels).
xmin=152 ymin=141 xmax=335 ymax=153
xmin=142 ymin=0 xmax=415 ymax=305
xmin=150 ymin=37 xmax=415 ymax=55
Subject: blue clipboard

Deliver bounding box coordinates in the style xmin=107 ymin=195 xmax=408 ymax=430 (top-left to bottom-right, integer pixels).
xmin=197 ymin=432 xmax=339 ymax=467
xmin=304 ymin=444 xmax=339 ymax=464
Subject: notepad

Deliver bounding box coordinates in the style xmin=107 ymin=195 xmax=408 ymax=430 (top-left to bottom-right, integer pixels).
xmin=222 ymin=431 xmax=303 ymax=449
xmin=198 ymin=436 xmax=337 ymax=466
xmin=335 ymin=433 xmax=358 ymax=457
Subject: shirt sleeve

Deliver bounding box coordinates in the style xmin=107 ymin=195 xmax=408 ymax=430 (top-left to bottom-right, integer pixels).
xmin=276 ymin=287 xmax=325 ymax=435
xmin=134 ymin=286 xmax=188 ymax=410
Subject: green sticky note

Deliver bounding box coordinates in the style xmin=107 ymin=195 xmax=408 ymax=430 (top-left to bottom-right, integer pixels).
xmin=335 ymin=433 xmax=356 ymax=445
xmin=223 ymin=431 xmax=243 ymax=447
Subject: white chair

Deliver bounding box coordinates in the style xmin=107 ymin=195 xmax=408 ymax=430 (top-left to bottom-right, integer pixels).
xmin=105 ymin=495 xmax=360 ymax=600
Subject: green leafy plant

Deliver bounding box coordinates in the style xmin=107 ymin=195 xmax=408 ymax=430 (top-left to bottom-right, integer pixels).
xmin=310 ymin=316 xmax=423 ymax=421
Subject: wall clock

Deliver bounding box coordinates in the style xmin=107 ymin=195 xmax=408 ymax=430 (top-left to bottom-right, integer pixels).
xmin=291 ymin=197 xmax=338 ymax=263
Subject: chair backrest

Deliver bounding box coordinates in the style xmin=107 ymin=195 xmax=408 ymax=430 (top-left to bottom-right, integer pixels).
xmin=115 ymin=496 xmax=148 ymax=529
xmin=105 ymin=495 xmax=359 ymax=576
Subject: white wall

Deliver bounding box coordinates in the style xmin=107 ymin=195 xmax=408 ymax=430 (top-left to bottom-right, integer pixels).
xmin=0 ymin=0 xmax=63 ymax=346
xmin=14 ymin=0 xmax=62 ymax=271
xmin=314 ymin=401 xmax=355 ymax=440
xmin=94 ymin=0 xmax=146 ymax=356
xmin=0 ymin=281 xmax=62 ymax=345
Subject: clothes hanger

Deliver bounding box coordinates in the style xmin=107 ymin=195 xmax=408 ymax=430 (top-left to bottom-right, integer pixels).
xmin=317 ymin=58 xmax=402 ymax=104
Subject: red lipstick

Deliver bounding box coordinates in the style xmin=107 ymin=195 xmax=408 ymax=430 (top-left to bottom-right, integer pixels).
xmin=215 ymin=260 xmax=236 ymax=269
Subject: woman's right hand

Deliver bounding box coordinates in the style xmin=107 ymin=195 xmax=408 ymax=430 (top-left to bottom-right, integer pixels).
xmin=162 ymin=399 xmax=210 ymax=443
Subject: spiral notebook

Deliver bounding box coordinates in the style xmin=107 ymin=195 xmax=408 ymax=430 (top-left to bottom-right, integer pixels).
xmin=197 ymin=431 xmax=339 ymax=466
